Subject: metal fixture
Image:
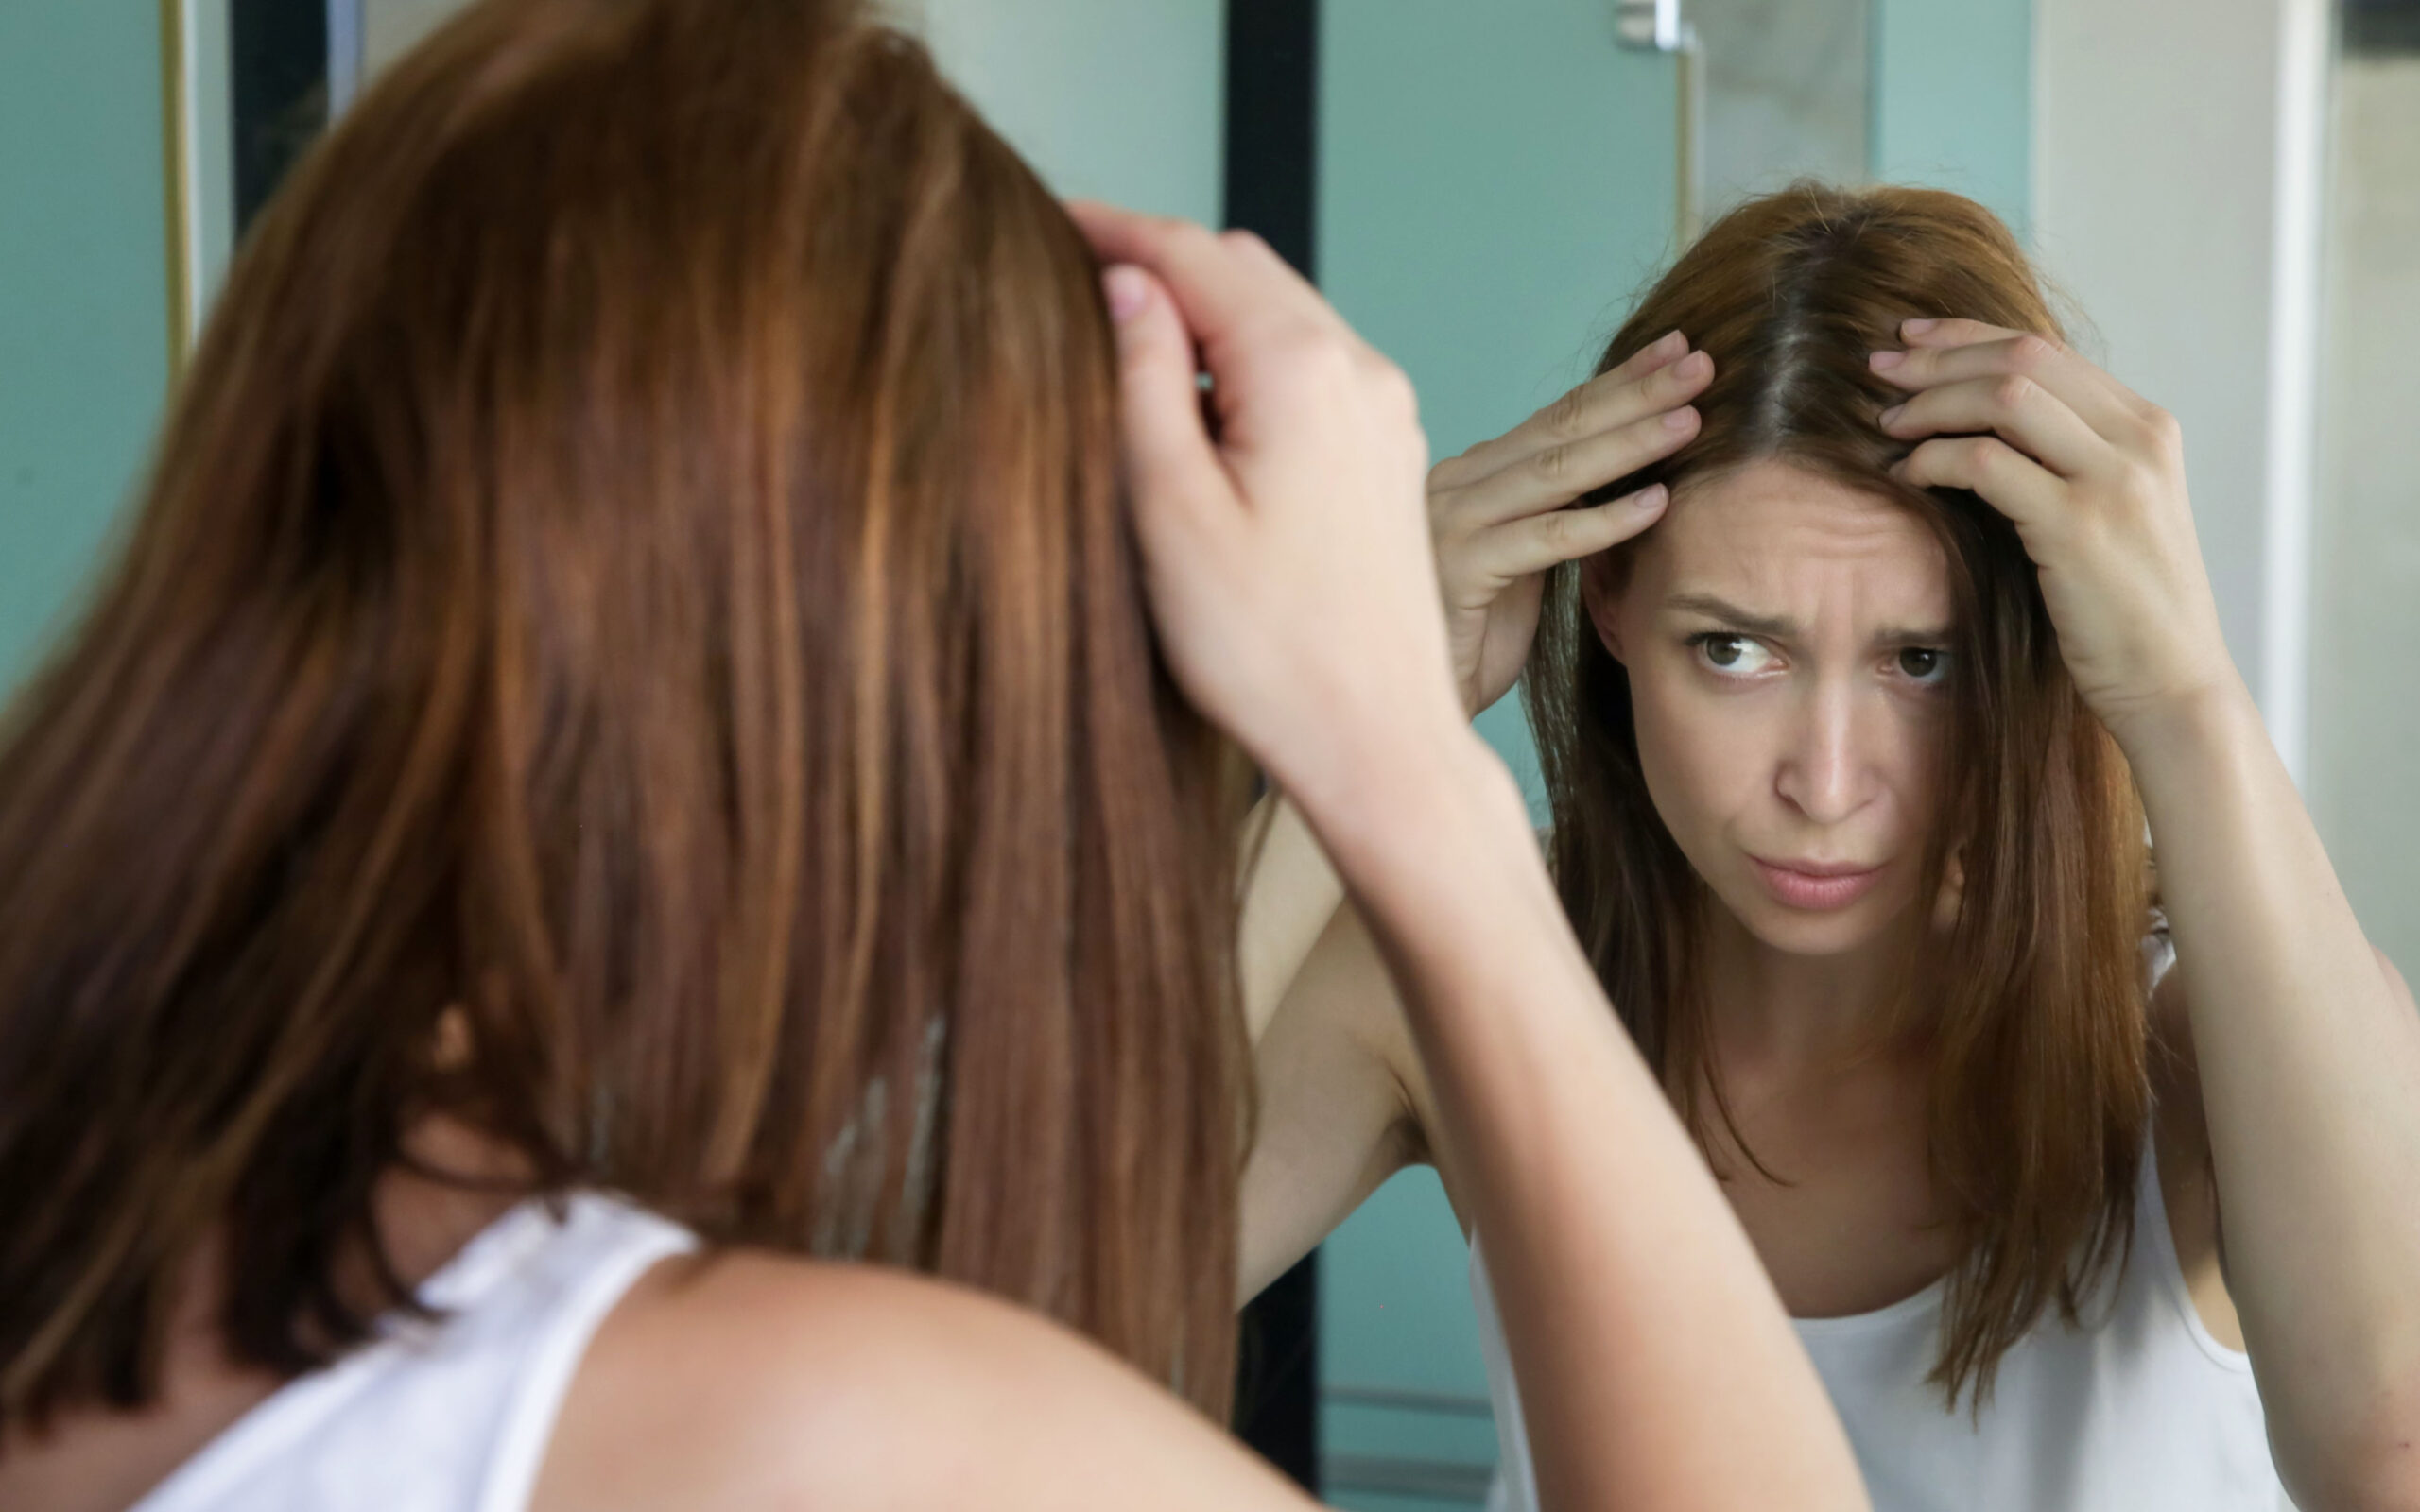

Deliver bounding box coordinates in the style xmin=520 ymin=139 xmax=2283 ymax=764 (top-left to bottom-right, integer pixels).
xmin=1614 ymin=0 xmax=1705 ymax=245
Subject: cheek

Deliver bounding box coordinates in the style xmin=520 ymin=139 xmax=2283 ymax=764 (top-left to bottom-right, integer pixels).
xmin=1881 ymin=700 xmax=1954 ymax=833
xmin=1627 ymin=661 xmax=1768 ymax=841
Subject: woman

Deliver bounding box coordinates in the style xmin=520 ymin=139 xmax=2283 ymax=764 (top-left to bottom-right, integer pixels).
xmin=0 ymin=3 xmax=1867 ymax=1510
xmin=1238 ymin=185 xmax=2420 ymax=1511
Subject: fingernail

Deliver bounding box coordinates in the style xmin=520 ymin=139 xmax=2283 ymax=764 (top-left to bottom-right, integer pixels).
xmin=1878 ymin=404 xmax=1906 ymax=426
xmin=1664 ymin=406 xmax=1697 ymax=432
xmin=1103 ymin=266 xmax=1149 ymax=322
xmin=1635 ymin=482 xmax=1668 ymax=508
xmin=1903 ymin=317 xmax=1937 ymax=335
xmin=1869 ymin=349 xmax=1906 ymax=371
xmin=1677 ymin=350 xmax=1712 ymax=381
xmin=1658 ymin=329 xmax=1687 ymax=355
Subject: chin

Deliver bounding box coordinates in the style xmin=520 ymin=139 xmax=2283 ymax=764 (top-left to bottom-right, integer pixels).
xmin=1739 ymin=909 xmax=1895 ymax=957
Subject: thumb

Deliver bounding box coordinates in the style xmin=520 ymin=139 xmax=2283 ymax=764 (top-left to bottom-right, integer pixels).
xmin=1104 ymin=264 xmax=1234 ymax=539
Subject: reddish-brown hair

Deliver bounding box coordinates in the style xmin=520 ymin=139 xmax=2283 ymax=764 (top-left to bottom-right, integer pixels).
xmin=1527 ymin=183 xmax=2151 ymax=1407
xmin=0 ymin=0 xmax=1245 ymax=1425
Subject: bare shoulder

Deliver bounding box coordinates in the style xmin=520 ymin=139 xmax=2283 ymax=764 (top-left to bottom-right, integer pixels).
xmin=535 ymin=1251 xmax=1313 ymax=1512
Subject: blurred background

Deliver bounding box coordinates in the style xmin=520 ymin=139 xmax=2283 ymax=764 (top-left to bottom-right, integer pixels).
xmin=1 ymin=1 xmax=2411 ymax=1506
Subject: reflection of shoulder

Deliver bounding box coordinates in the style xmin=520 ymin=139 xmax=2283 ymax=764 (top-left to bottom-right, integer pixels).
xmin=547 ymin=1255 xmax=1275 ymax=1512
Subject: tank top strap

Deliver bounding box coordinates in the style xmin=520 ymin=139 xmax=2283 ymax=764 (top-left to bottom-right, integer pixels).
xmin=133 ymin=1193 xmax=699 ymax=1512
xmin=467 ymin=1195 xmax=700 ymax=1512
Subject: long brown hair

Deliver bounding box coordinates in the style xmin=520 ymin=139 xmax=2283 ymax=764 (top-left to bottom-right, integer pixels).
xmin=1528 ymin=183 xmax=2151 ymax=1408
xmin=0 ymin=0 xmax=1245 ymax=1426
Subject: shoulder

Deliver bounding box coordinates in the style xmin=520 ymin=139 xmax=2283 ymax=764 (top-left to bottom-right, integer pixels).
xmin=535 ymin=1250 xmax=1311 ymax=1512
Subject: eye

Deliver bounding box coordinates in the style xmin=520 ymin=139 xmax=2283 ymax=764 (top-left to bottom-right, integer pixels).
xmin=1894 ymin=646 xmax=1949 ymax=683
xmin=1689 ymin=633 xmax=1777 ymax=677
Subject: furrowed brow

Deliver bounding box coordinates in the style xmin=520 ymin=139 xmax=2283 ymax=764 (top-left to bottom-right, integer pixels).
xmin=1663 ymin=592 xmax=1796 ymax=639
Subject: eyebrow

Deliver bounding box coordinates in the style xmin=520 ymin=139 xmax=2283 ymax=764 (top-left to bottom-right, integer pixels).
xmin=1662 ymin=592 xmax=1953 ymax=645
xmin=1664 ymin=593 xmax=1795 ymax=638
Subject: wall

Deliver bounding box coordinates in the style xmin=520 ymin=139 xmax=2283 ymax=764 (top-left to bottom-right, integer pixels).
xmin=906 ymin=0 xmax=1224 ymax=225
xmin=1697 ymin=0 xmax=1870 ymax=216
xmin=2031 ymin=0 xmax=2327 ymax=766
xmin=0 ymin=2 xmax=173 ymax=695
xmin=362 ymin=0 xmax=470 ymax=73
xmin=1872 ymin=0 xmax=2032 ymax=234
xmin=2309 ymin=49 xmax=2420 ymax=972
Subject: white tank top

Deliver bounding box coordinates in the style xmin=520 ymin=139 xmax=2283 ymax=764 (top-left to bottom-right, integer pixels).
xmin=1470 ymin=1135 xmax=2290 ymax=1512
xmin=130 ymin=1193 xmax=699 ymax=1512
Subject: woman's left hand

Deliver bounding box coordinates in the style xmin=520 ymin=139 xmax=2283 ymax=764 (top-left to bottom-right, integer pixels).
xmin=1871 ymin=318 xmax=2239 ymax=744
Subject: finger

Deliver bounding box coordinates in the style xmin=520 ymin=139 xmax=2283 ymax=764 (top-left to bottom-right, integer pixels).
xmin=1101 ymin=265 xmax=1236 ymax=541
xmin=1877 ymin=374 xmax=2112 ymax=479
xmin=1610 ymin=328 xmax=1693 ymax=383
xmin=1446 ymin=341 xmax=1713 ymax=486
xmin=1465 ymin=485 xmax=1671 ymax=581
xmin=1891 ymin=435 xmax=2067 ymax=536
xmin=1895 ymin=316 xmax=2023 ymax=351
xmin=1068 ymin=201 xmax=1334 ymax=361
xmin=1876 ymin=321 xmax=2147 ymax=436
xmin=1439 ymin=404 xmax=1701 ymax=528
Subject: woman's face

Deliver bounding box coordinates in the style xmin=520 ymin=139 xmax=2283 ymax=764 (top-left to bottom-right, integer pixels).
xmin=1586 ymin=458 xmax=1957 ymax=959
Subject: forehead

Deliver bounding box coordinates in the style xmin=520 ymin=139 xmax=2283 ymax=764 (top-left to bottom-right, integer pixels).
xmin=1635 ymin=458 xmax=1952 ymax=620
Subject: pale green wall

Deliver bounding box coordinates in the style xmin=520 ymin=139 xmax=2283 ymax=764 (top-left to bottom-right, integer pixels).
xmin=0 ymin=2 xmax=172 ymax=695
xmin=1872 ymin=0 xmax=2034 ymax=236
xmin=1316 ymin=4 xmax=1680 ymax=1503
xmin=911 ymin=0 xmax=1225 ymax=225
xmin=1319 ymin=0 xmax=1682 ymax=827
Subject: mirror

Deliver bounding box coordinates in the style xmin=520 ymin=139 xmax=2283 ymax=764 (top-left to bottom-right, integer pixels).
xmin=9 ymin=2 xmax=2402 ymax=1508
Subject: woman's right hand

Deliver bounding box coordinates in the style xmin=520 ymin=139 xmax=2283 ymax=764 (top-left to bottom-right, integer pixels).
xmin=1069 ymin=204 xmax=1467 ymax=803
xmin=1428 ymin=333 xmax=1712 ymax=713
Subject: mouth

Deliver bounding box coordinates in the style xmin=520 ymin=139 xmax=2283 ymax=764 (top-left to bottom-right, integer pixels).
xmin=1751 ymin=856 xmax=1887 ymax=912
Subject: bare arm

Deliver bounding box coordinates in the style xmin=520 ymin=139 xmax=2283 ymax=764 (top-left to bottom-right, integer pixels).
xmin=1234 ymin=343 xmax=1719 ymax=1300
xmin=2124 ymin=693 xmax=2420 ymax=1508
xmin=1883 ymin=318 xmax=2420 ymax=1512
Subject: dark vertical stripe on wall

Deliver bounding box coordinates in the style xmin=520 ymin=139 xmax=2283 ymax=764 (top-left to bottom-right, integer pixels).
xmin=1223 ymin=0 xmax=1320 ymax=279
xmin=230 ymin=0 xmax=329 ymax=232
xmin=1224 ymin=2 xmax=1322 ymax=1493
xmin=2344 ymin=0 xmax=2420 ymax=52
xmin=1234 ymin=1253 xmax=1322 ymax=1494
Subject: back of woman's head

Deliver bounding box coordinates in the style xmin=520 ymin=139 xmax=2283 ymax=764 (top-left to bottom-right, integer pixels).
xmin=1529 ymin=183 xmax=2151 ymax=1407
xmin=0 ymin=0 xmax=1243 ymax=1423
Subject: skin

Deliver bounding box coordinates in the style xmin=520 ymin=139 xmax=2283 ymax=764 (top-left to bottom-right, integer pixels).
xmin=1592 ymin=461 xmax=1956 ymax=973
xmin=1238 ymin=321 xmax=2420 ymax=1511
xmin=0 ymin=214 xmax=1869 ymax=1512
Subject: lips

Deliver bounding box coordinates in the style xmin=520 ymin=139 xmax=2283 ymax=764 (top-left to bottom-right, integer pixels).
xmin=1752 ymin=857 xmax=1886 ymax=911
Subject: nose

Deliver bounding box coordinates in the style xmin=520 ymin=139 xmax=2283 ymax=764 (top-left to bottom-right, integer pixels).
xmin=1773 ymin=675 xmax=1876 ymax=827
